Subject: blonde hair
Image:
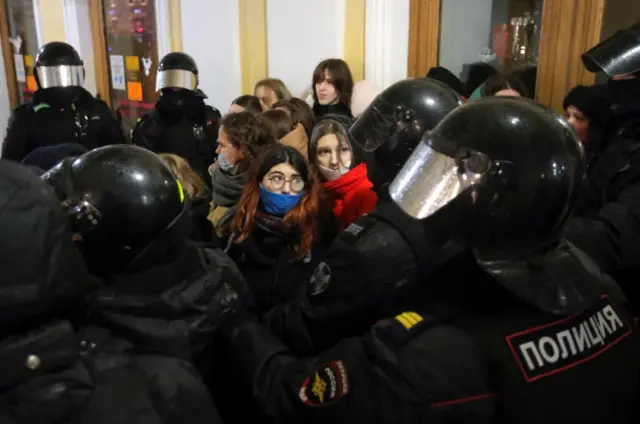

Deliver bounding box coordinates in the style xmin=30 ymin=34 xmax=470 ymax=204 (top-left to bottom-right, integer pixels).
xmin=159 ymin=153 xmax=208 ymax=198
xmin=254 ymin=78 xmax=292 ymax=104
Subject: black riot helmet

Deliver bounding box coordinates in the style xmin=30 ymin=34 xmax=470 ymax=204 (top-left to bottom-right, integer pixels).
xmin=34 ymin=42 xmax=85 ymax=89
xmin=582 ymin=21 xmax=640 ymax=77
xmin=156 ymin=52 xmax=199 ymax=92
xmin=41 ymin=145 xmax=189 ymax=275
xmin=349 ymin=78 xmax=464 ymax=192
xmin=390 ymin=97 xmax=585 ymax=254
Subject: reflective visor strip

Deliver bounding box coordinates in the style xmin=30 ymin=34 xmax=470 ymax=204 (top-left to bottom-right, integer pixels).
xmin=389 ymin=142 xmax=475 ymax=219
xmin=155 ymin=69 xmax=197 ymax=91
xmin=36 ymin=65 xmax=84 ymax=89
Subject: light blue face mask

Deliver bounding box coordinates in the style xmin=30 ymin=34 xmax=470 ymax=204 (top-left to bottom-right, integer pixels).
xmin=218 ymin=152 xmax=238 ymax=174
xmin=259 ymin=184 xmax=304 ymax=216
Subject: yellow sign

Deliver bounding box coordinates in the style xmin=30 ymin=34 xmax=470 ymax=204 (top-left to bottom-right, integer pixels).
xmin=311 ymin=373 xmax=326 ymax=403
xmin=126 ymin=56 xmax=140 ymax=71
xmin=24 ymin=55 xmax=33 ymax=68
xmin=127 ymin=81 xmax=143 ymax=101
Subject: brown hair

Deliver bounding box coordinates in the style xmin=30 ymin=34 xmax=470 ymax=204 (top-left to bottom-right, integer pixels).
xmin=312 ymin=58 xmax=354 ymax=106
xmin=262 ymin=108 xmax=295 ymax=139
xmin=254 ymin=78 xmax=292 ymax=105
xmin=231 ymin=95 xmax=262 ymax=114
xmin=483 ymin=72 xmax=529 ymax=97
xmin=231 ymin=145 xmax=320 ymax=258
xmin=273 ymin=97 xmax=315 ymax=136
xmin=159 ymin=153 xmax=208 ymax=198
xmin=220 ymin=111 xmax=278 ymax=172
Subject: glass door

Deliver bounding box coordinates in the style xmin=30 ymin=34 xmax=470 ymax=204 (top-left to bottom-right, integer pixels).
xmin=438 ymin=0 xmax=543 ymax=95
xmin=101 ymin=0 xmax=159 ymax=137
xmin=2 ymin=0 xmax=39 ymax=106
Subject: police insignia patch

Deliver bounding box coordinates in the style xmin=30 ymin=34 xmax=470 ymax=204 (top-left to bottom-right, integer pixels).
xmin=308 ymin=262 xmax=331 ymax=295
xmin=299 ymin=361 xmax=350 ymax=407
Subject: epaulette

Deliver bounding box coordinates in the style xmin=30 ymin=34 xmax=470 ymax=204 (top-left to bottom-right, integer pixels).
xmin=374 ymin=311 xmax=434 ymax=345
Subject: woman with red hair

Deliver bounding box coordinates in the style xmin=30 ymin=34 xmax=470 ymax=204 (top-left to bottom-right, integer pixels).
xmin=228 ymin=145 xmax=333 ymax=312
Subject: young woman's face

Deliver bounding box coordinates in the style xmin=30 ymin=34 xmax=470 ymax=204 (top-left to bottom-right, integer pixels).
xmin=315 ymin=133 xmax=352 ymax=169
xmin=255 ymin=85 xmax=278 ymax=111
xmin=565 ymin=105 xmax=590 ymax=144
xmin=315 ymin=70 xmax=339 ymax=105
xmin=262 ymin=162 xmax=305 ymax=195
xmin=216 ymin=127 xmax=242 ymax=164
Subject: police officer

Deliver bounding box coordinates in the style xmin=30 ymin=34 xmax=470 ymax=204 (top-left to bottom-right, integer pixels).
xmin=132 ymin=52 xmax=221 ymax=182
xmin=40 ymin=145 xmax=251 ymax=371
xmin=263 ymin=78 xmax=464 ymax=354
xmin=2 ymin=42 xmax=126 ymax=162
xmin=222 ymin=98 xmax=640 ymax=423
xmin=0 ymin=159 xmax=221 ymax=423
xmin=565 ymin=22 xmax=640 ymax=312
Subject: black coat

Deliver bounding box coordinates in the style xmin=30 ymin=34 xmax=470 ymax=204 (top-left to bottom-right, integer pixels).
xmin=132 ymin=91 xmax=221 ymax=182
xmin=1 ymin=87 xmax=126 ymax=162
xmin=228 ymin=211 xmax=335 ymax=314
xmin=564 ymin=79 xmax=640 ymax=311
xmin=0 ymin=160 xmax=220 ymax=424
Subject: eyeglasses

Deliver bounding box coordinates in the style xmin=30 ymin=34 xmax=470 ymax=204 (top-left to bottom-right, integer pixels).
xmin=267 ymin=174 xmax=305 ymax=192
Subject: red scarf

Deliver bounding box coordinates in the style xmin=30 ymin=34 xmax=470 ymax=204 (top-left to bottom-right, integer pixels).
xmin=323 ymin=163 xmax=378 ymax=231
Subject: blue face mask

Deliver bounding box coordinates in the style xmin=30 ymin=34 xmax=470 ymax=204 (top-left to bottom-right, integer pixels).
xmin=259 ymin=184 xmax=304 ymax=216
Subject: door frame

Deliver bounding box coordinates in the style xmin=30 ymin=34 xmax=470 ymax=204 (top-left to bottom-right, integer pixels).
xmin=0 ymin=0 xmax=20 ymax=108
xmin=88 ymin=0 xmax=111 ymax=105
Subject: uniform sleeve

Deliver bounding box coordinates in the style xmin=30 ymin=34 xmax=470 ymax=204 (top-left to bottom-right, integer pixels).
xmin=262 ymin=217 xmax=420 ymax=355
xmin=1 ymin=106 xmax=32 ymax=161
xmin=227 ymin=319 xmax=495 ymax=424
xmin=95 ymin=100 xmax=127 ymax=146
xmin=131 ymin=113 xmax=162 ymax=152
xmin=564 ymin=179 xmax=640 ymax=273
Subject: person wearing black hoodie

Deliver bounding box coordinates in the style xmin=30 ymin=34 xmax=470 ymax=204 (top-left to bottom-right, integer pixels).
xmin=132 ymin=52 xmax=221 ymax=182
xmin=1 ymin=42 xmax=125 ymax=162
xmin=0 ymin=159 xmax=221 ymax=424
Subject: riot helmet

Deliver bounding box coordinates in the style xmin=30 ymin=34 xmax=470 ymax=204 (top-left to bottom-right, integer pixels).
xmin=156 ymin=52 xmax=199 ymax=92
xmin=582 ymin=21 xmax=640 ymax=77
xmin=34 ymin=42 xmax=84 ymax=89
xmin=0 ymin=160 xmax=99 ymax=326
xmin=390 ymin=97 xmax=585 ymax=254
xmin=350 ymin=77 xmax=464 ymax=191
xmin=41 ymin=145 xmax=189 ymax=274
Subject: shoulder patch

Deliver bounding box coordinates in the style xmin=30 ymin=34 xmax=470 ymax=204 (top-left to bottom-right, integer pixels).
xmin=308 ymin=261 xmax=331 ymax=296
xmin=32 ymin=103 xmax=50 ymax=113
xmin=338 ymin=215 xmax=377 ymax=245
xmin=375 ymin=311 xmax=433 ymax=345
xmin=299 ymin=360 xmax=350 ymax=407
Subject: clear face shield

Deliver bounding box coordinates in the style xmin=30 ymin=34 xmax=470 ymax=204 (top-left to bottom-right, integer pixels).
xmin=155 ymin=69 xmax=198 ymax=92
xmin=389 ymin=135 xmax=490 ymax=220
xmin=349 ymin=97 xmax=399 ymax=152
xmin=582 ymin=23 xmax=640 ymax=77
xmin=36 ymin=65 xmax=84 ymax=89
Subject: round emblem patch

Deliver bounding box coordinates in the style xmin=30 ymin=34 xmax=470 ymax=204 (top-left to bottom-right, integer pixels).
xmin=308 ymin=261 xmax=331 ymax=295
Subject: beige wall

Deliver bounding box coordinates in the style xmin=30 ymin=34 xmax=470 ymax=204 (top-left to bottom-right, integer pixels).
xmin=38 ymin=0 xmax=66 ymax=43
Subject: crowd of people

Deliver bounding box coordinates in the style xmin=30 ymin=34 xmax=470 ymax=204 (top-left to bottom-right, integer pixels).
xmin=1 ymin=20 xmax=640 ymax=424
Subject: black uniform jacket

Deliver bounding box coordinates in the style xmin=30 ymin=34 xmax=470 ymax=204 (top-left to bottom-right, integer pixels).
xmin=2 ymin=86 xmax=125 ymax=162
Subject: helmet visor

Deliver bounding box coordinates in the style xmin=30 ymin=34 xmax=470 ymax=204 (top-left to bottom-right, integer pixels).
xmin=582 ymin=23 xmax=640 ymax=76
xmin=36 ymin=65 xmax=84 ymax=89
xmin=156 ymin=69 xmax=198 ymax=91
xmin=389 ymin=139 xmax=484 ymax=219
xmin=349 ymin=96 xmax=397 ymax=152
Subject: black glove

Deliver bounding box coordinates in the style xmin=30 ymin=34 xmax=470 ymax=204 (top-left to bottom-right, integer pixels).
xmin=213 ymin=282 xmax=253 ymax=338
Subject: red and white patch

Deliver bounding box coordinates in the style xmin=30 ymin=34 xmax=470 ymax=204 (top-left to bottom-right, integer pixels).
xmin=298 ymin=360 xmax=350 ymax=407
